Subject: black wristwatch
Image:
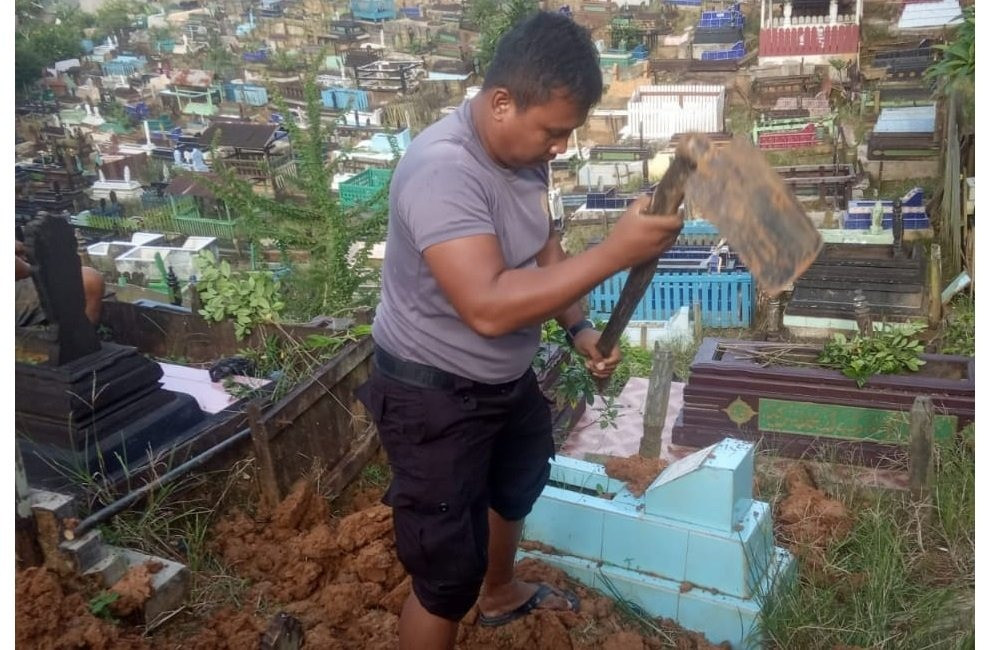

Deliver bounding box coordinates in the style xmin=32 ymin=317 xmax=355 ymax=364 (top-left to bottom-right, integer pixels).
xmin=564 ymin=318 xmax=595 ymax=347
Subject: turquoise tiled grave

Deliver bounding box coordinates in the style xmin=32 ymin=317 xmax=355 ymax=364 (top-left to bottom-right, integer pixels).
xmin=520 ymin=438 xmax=795 ymax=649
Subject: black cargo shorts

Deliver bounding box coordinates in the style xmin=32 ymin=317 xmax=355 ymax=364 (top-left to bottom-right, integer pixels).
xmin=354 ymin=346 xmax=555 ymax=622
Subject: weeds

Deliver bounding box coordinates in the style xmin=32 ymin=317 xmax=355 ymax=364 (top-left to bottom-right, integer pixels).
xmin=755 ymin=428 xmax=975 ymax=649
xmin=88 ymin=591 xmax=121 ymax=623
xmin=936 ymin=293 xmax=974 ymax=356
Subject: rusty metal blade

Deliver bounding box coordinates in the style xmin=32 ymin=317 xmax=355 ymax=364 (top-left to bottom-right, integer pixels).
xmin=686 ymin=137 xmax=823 ymax=296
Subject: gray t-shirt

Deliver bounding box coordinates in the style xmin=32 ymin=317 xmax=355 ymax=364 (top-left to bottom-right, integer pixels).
xmin=372 ymin=100 xmax=551 ymax=383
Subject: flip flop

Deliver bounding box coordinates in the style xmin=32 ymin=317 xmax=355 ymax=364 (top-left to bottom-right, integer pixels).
xmin=477 ymin=583 xmax=581 ymax=627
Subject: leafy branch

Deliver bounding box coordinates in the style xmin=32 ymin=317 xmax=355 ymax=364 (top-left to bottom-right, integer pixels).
xmin=817 ymin=323 xmax=927 ymax=388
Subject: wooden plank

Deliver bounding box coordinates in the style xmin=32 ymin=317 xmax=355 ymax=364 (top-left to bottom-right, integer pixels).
xmin=247 ymin=403 xmax=283 ymax=510
xmin=259 ymin=336 xmax=373 ymax=438
xmin=639 ymin=346 xmax=673 ymax=458
xmin=318 ymin=426 xmax=380 ymax=500
xmin=908 ymin=396 xmax=934 ymax=502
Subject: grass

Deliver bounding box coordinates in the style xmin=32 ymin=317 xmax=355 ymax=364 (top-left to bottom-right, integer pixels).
xmin=754 ymin=426 xmax=975 ymax=649
xmin=931 ymin=293 xmax=974 ymax=356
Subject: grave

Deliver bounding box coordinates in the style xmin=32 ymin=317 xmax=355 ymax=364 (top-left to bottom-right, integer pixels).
xmin=111 ymin=237 xmax=218 ymax=282
xmin=521 ymin=438 xmax=794 ymax=649
xmin=783 ymin=238 xmax=929 ymax=336
xmin=15 ymin=214 xmax=205 ymax=489
xmin=671 ymin=338 xmax=974 ymax=467
xmin=89 ymin=166 xmax=144 ymax=202
xmin=85 ymin=233 xmax=165 ymax=274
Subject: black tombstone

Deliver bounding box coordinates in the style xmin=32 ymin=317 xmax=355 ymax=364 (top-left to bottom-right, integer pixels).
xmin=15 ymin=214 xmax=205 ymax=489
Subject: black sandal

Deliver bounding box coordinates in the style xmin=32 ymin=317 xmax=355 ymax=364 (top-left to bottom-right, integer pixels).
xmin=477 ymin=583 xmax=581 ymax=627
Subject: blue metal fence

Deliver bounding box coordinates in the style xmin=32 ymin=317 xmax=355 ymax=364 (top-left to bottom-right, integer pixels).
xmin=321 ymin=87 xmax=370 ymax=111
xmin=350 ymin=0 xmax=396 ymax=20
xmin=589 ymin=271 xmax=753 ymax=327
xmin=223 ymin=83 xmax=269 ymax=106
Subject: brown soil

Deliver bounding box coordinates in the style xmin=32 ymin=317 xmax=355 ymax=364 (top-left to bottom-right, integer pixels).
xmin=604 ymin=456 xmax=670 ymax=497
xmin=16 ymin=566 xmax=150 ymax=649
xmin=17 ymin=479 xmax=731 ymax=649
xmin=111 ymin=561 xmax=162 ymax=617
xmin=776 ymin=464 xmax=855 ymax=567
xmin=202 ymin=480 xmax=728 ymax=649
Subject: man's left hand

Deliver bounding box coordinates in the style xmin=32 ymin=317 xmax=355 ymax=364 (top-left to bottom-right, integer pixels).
xmin=571 ymin=328 xmax=621 ymax=379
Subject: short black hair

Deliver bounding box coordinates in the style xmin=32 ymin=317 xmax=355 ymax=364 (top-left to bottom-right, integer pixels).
xmin=483 ymin=11 xmax=603 ymax=114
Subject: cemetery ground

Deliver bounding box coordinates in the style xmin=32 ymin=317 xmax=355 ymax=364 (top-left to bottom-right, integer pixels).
xmin=14 ymin=300 xmax=975 ymax=649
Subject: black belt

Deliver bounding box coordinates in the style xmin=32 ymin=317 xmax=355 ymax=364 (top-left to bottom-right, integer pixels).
xmin=373 ymin=344 xmax=523 ymax=393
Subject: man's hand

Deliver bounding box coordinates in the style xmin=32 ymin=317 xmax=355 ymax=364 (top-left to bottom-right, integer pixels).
xmin=571 ymin=327 xmax=621 ymax=379
xmin=602 ymin=195 xmax=683 ymax=269
xmin=15 ymin=241 xmax=31 ymax=280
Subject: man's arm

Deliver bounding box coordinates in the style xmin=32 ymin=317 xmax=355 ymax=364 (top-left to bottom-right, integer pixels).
xmin=423 ymin=195 xmax=682 ymax=338
xmin=535 ymin=231 xmax=586 ymax=330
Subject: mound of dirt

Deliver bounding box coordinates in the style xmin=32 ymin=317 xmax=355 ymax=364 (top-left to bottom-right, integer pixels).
xmin=183 ymin=608 xmax=267 ymax=650
xmin=16 ymin=566 xmax=149 ymax=649
xmin=202 ymin=480 xmax=730 ymax=649
xmin=777 ymin=464 xmax=854 ymax=563
xmin=604 ymin=456 xmax=669 ymax=497
xmin=111 ymin=561 xmax=163 ymax=617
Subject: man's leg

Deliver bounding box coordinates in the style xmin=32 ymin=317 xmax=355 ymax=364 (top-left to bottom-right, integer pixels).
xmin=479 ymin=370 xmax=577 ymax=616
xmin=477 ymin=509 xmax=574 ymax=616
xmin=354 ymin=368 xmax=494 ymax=647
xmin=398 ymin=592 xmax=457 ymax=650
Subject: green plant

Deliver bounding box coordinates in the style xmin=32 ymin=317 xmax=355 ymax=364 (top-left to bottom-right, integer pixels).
xmin=88 ymin=591 xmax=121 ymax=622
xmin=756 ymin=428 xmax=975 ymax=649
xmin=817 ymin=323 xmax=927 ymax=387
xmin=924 ymin=6 xmax=974 ymax=92
xmin=195 ymin=251 xmax=285 ymax=339
xmin=938 ymin=294 xmax=974 ymax=356
xmin=473 ymin=0 xmax=538 ymax=72
xmin=199 ymin=61 xmax=389 ymax=320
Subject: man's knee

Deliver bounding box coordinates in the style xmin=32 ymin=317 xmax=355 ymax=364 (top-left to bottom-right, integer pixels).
xmin=411 ymin=576 xmax=483 ymax=622
xmin=392 ymin=499 xmax=489 ymax=622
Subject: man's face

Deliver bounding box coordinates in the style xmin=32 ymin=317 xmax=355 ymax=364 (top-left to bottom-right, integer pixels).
xmin=492 ymin=89 xmax=587 ymax=169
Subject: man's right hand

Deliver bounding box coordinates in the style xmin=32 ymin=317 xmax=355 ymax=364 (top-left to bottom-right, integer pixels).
xmin=602 ymin=195 xmax=683 ymax=268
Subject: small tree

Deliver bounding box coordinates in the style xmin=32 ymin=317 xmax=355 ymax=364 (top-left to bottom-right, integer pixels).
xmin=202 ymin=31 xmax=238 ymax=80
xmin=474 ymin=0 xmax=539 ymax=72
xmin=95 ymin=0 xmax=138 ymax=40
xmin=200 ymin=62 xmax=391 ymax=320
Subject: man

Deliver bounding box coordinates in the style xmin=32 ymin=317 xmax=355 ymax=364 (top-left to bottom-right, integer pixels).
xmin=357 ymin=12 xmax=684 ymax=649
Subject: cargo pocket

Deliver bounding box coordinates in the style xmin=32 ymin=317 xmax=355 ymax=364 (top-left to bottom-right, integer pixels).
xmin=391 ymin=491 xmax=487 ymax=583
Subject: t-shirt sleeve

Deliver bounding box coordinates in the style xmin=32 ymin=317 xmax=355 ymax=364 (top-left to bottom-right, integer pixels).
xmin=400 ymin=157 xmax=495 ymax=253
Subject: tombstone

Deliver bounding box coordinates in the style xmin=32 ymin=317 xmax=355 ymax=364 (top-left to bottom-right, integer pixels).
xmin=17 ymin=214 xmax=100 ymax=363
xmin=162 ymin=164 xmax=171 ymax=183
xmin=190 ymin=148 xmax=207 ymax=172
xmin=870 ymin=200 xmax=884 ymax=234
xmin=892 ymin=199 xmax=904 ymax=257
xmin=174 ymin=148 xmax=183 ymax=165
xmin=15 ymin=214 xmax=205 ymax=488
xmin=123 ymin=165 xmax=131 ymax=183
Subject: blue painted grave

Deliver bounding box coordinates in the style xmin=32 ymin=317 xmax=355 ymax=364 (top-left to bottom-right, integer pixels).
xmin=521 ymin=439 xmax=795 ymax=649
